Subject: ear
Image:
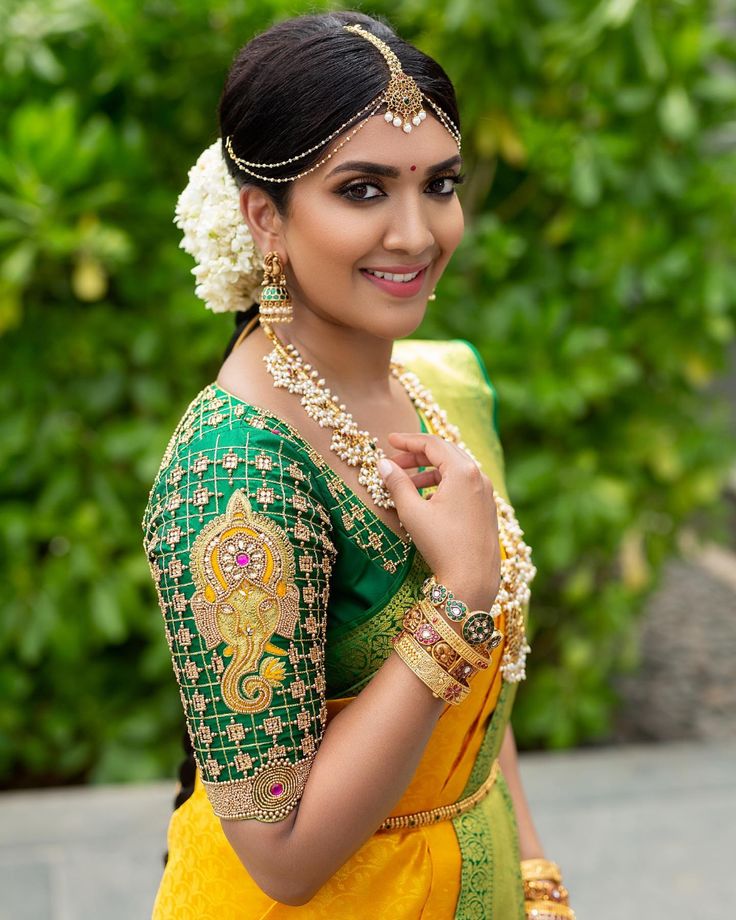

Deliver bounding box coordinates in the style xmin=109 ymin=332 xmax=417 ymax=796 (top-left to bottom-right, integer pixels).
xmin=239 ymin=186 xmax=285 ymax=262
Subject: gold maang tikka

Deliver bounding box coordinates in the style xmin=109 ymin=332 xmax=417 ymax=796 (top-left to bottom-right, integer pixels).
xmin=224 ymin=24 xmax=461 ymax=184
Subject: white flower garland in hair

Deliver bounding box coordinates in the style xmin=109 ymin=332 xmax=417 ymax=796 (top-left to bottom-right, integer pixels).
xmin=173 ymin=139 xmax=263 ymax=314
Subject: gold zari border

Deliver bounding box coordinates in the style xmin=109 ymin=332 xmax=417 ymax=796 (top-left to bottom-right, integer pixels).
xmin=377 ymin=758 xmax=500 ymax=831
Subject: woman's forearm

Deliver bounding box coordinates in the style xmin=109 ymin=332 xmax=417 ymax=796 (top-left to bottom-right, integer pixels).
xmin=222 ymin=651 xmax=447 ymax=905
xmin=498 ymin=722 xmax=546 ymax=859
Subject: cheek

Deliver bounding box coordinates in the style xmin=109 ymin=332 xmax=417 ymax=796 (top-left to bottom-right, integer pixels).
xmin=438 ymin=201 xmax=464 ymax=256
xmin=290 ymin=205 xmax=372 ymax=275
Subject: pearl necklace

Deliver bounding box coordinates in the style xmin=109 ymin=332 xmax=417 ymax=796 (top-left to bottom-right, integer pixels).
xmin=260 ymin=324 xmax=536 ymax=682
xmin=261 ymin=323 xmax=475 ymax=510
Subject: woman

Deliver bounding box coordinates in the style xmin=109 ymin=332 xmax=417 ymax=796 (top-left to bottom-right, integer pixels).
xmin=141 ymin=11 xmax=575 ymax=918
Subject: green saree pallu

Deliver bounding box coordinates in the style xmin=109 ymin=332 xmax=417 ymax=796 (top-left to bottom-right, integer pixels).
xmin=141 ymin=338 xmax=531 ymax=919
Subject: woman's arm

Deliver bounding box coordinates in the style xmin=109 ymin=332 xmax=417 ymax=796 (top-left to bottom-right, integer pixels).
xmin=223 ymin=651 xmax=448 ymax=905
xmin=222 ymin=434 xmax=502 ymax=905
xmin=498 ymin=722 xmax=546 ymax=859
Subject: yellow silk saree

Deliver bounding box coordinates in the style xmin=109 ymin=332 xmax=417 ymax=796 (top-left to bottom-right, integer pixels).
xmin=141 ymin=339 xmax=530 ymax=918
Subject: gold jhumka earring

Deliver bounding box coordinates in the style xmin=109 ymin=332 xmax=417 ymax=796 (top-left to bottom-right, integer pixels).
xmin=259 ymin=251 xmax=293 ymax=324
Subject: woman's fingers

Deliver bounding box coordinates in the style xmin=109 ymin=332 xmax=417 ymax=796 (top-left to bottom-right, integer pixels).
xmin=387 ymin=431 xmax=474 ymax=473
xmin=389 ymin=449 xmax=433 ymax=471
xmin=376 ymin=457 xmax=426 ymax=514
xmin=409 ymin=469 xmax=441 ymax=490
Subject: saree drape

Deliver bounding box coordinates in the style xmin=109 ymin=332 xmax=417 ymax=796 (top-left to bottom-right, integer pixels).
xmin=144 ymin=339 xmax=528 ymax=919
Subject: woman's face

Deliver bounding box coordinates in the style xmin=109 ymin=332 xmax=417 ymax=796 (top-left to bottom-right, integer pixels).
xmin=278 ymin=113 xmax=464 ymax=342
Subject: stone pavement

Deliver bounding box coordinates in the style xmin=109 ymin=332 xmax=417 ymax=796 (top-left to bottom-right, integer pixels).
xmin=1 ymin=740 xmax=733 ymax=920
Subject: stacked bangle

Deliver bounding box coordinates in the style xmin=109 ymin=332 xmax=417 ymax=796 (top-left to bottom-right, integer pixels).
xmin=392 ymin=576 xmax=506 ymax=705
xmin=421 ymin=576 xmax=504 ymax=651
xmin=521 ymin=859 xmax=575 ymax=920
xmin=391 ymin=631 xmax=471 ymax=704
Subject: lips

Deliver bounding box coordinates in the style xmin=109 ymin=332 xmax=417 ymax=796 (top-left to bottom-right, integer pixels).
xmin=360 ymin=265 xmax=429 ymax=298
xmin=364 ymin=268 xmax=421 ymax=283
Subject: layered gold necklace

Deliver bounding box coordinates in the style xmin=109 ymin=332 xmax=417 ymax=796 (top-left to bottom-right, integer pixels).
xmin=261 ymin=323 xmax=475 ymax=510
xmin=260 ymin=323 xmax=536 ymax=683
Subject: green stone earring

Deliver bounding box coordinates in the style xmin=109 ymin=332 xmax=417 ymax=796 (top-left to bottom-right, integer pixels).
xmin=259 ymin=251 xmax=293 ymax=324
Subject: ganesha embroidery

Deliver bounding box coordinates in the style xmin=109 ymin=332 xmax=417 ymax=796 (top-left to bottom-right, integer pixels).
xmin=190 ymin=489 xmax=300 ymax=715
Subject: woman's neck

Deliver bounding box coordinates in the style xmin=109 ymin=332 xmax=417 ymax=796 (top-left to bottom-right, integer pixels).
xmin=274 ymin=308 xmax=396 ymax=402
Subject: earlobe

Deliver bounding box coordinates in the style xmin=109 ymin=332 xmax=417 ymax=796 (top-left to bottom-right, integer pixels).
xmin=239 ymin=186 xmax=284 ymax=258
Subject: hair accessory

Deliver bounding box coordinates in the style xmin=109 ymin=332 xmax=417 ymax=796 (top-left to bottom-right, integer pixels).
xmin=174 ymin=139 xmax=262 ymax=313
xmin=259 ymin=252 xmax=293 ymax=324
xmin=224 ymin=25 xmax=461 ymax=184
xmin=344 ymin=24 xmax=427 ymax=134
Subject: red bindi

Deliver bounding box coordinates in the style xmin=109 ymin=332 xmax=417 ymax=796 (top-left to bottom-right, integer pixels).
xmin=410 ymin=164 xmax=417 ymax=171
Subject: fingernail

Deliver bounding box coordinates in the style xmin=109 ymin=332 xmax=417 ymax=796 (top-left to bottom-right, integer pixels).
xmin=377 ymin=458 xmax=393 ymax=479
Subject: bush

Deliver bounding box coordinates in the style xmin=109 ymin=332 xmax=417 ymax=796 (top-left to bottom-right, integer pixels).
xmin=1 ymin=0 xmax=734 ymax=786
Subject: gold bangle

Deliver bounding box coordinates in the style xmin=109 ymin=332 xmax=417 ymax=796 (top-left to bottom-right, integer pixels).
xmin=401 ymin=604 xmax=478 ymax=683
xmin=524 ymin=901 xmax=576 ymax=920
xmin=392 ymin=631 xmax=470 ymax=705
xmin=523 ymin=879 xmax=569 ymax=905
xmin=415 ymin=598 xmax=492 ymax=671
xmin=520 ymin=858 xmax=563 ymax=884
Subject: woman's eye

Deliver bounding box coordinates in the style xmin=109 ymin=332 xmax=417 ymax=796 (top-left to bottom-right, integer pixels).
xmin=427 ymin=175 xmax=463 ymax=195
xmin=341 ymin=182 xmax=384 ymax=201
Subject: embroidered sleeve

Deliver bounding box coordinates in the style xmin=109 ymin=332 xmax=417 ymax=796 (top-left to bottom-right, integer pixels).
xmin=142 ymin=425 xmax=336 ymax=822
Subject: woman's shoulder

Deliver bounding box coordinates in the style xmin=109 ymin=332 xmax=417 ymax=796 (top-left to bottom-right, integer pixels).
xmin=141 ymin=382 xmax=330 ymax=538
xmin=393 ymin=337 xmax=500 ymax=434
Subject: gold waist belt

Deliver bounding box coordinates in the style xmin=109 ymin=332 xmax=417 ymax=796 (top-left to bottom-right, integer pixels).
xmin=377 ymin=759 xmax=500 ymax=831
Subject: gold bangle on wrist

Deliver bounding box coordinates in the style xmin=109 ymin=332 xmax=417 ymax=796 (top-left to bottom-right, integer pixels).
xmin=413 ymin=598 xmax=492 ymax=671
xmin=523 ymin=879 xmax=570 ymax=904
xmin=524 ymin=902 xmax=576 ymax=920
xmin=421 ymin=575 xmax=504 ymax=650
xmin=391 ymin=630 xmax=470 ymax=705
xmin=520 ymin=858 xmax=563 ymax=884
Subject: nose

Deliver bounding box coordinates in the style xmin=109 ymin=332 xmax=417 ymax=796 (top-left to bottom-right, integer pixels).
xmin=382 ymin=192 xmax=435 ymax=258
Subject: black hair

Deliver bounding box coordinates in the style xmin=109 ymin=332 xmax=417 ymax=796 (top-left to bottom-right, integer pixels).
xmin=217 ymin=11 xmax=461 ymax=357
xmin=218 ymin=11 xmax=460 ymax=211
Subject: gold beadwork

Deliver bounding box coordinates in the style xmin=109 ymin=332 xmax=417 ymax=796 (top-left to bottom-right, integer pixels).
xmin=223 ymin=25 xmax=461 ymax=184
xmin=378 ymin=759 xmax=500 ymax=830
xmin=189 ymin=489 xmax=300 ymax=714
xmin=391 ymin=630 xmax=470 ymax=705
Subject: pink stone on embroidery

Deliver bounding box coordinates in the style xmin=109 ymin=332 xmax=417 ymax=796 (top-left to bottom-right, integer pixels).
xmin=270 ymin=783 xmax=284 ymax=797
xmin=235 ymin=553 xmax=250 ymax=566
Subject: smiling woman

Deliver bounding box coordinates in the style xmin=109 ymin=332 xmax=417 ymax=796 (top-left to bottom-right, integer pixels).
xmin=141 ymin=10 xmax=575 ymax=919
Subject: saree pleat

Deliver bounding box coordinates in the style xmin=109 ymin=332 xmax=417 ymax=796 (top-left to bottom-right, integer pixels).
xmin=151 ymin=339 xmax=527 ymax=918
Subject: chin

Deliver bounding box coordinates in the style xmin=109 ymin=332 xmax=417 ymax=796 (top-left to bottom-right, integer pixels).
xmin=365 ymin=303 xmax=428 ymax=342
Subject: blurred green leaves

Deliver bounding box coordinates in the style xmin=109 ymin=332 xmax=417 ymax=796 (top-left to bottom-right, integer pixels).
xmin=1 ymin=0 xmax=735 ymax=786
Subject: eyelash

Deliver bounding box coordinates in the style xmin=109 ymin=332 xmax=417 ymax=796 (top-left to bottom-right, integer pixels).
xmin=338 ymin=172 xmax=466 ymax=202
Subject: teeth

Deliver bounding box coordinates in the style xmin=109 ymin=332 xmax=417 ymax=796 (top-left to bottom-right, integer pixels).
xmin=366 ymin=269 xmax=421 ymax=283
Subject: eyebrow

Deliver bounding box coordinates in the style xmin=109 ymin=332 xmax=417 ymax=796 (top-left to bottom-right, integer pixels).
xmin=325 ymin=155 xmax=463 ymax=181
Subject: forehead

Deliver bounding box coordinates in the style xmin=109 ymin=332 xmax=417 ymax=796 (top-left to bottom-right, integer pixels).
xmin=311 ymin=113 xmax=460 ymax=179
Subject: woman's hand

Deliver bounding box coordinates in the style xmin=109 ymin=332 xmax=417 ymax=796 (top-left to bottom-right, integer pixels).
xmin=378 ymin=431 xmax=501 ymax=612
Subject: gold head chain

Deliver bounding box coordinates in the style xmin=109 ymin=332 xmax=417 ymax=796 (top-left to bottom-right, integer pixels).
xmin=224 ymin=23 xmax=462 ymax=183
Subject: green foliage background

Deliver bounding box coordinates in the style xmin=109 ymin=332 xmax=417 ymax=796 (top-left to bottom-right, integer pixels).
xmin=1 ymin=0 xmax=735 ymax=787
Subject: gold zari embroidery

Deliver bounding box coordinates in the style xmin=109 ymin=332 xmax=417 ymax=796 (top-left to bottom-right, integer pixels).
xmin=190 ymin=489 xmax=300 ymax=715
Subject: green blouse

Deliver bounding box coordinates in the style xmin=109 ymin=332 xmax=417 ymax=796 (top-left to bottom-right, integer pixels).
xmin=140 ymin=338 xmax=504 ymax=824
